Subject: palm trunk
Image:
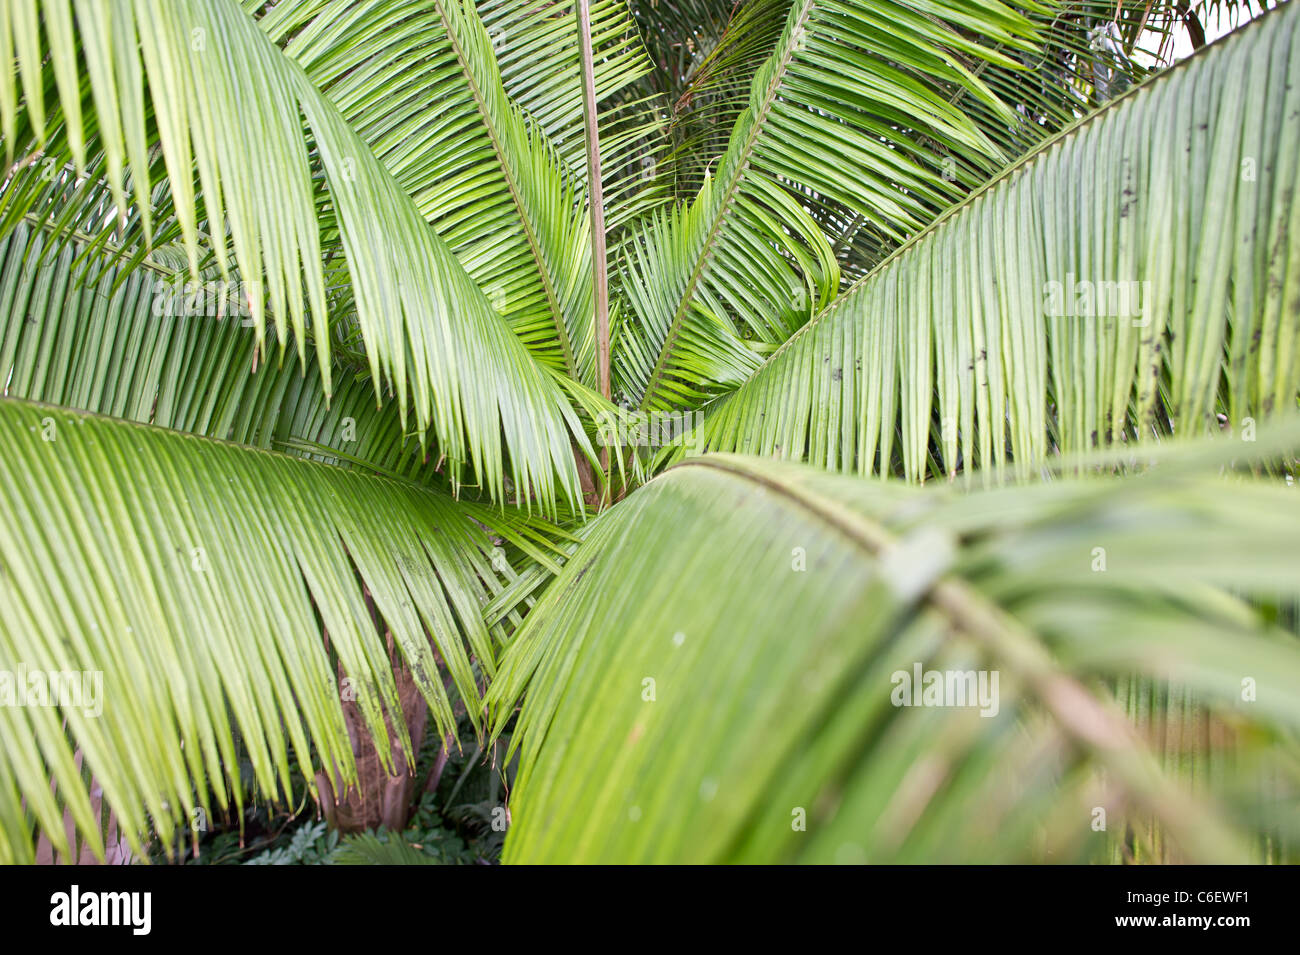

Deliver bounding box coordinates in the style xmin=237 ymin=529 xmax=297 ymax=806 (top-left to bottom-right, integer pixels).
xmin=315 ymin=637 xmax=430 ymax=833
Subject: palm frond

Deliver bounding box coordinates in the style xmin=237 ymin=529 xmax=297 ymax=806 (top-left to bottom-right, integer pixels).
xmin=256 ymin=0 xmax=605 ymax=384
xmin=480 ymin=0 xmax=670 ymax=227
xmin=612 ymin=172 xmax=818 ymax=409
xmin=488 ymin=429 xmax=1300 ymax=863
xmin=2 ymin=0 xmax=591 ymax=510
xmin=830 ymin=0 xmax=1183 ymax=277
xmin=0 ymin=219 xmax=441 ymax=478
xmin=0 ymin=213 xmax=580 ymax=634
xmin=689 ymin=4 xmax=1300 ymax=481
xmin=613 ymin=0 xmax=1045 ymax=410
xmin=0 ymin=395 xmax=560 ymax=864
xmin=626 ymin=0 xmax=780 ymax=200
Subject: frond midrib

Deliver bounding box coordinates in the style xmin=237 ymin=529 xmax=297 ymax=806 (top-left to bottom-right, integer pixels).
xmin=636 ymin=0 xmax=817 ymax=410
xmin=0 ymin=394 xmax=436 ymax=493
xmin=664 ymin=453 xmax=1252 ymax=862
xmin=433 ymin=0 xmax=581 ymax=382
xmin=727 ymin=0 xmax=1280 ymax=382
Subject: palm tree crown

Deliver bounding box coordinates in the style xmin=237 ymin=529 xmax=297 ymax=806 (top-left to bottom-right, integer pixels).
xmin=0 ymin=0 xmax=1296 ymax=864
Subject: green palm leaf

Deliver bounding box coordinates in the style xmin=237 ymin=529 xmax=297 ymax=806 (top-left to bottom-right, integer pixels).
xmin=0 ymin=216 xmax=579 ymax=851
xmin=2 ymin=0 xmax=591 ymax=510
xmin=489 ymin=429 xmax=1300 ymax=863
xmin=831 ymin=0 xmax=1180 ymax=277
xmin=258 ymin=0 xmax=610 ymax=383
xmin=633 ymin=0 xmax=792 ymax=200
xmin=480 ymin=0 xmax=669 ymax=226
xmin=0 ymin=395 xmax=568 ymax=864
xmin=0 ymin=219 xmax=444 ymax=478
xmin=613 ymin=0 xmax=1044 ymax=411
xmin=690 ymin=3 xmax=1300 ymax=481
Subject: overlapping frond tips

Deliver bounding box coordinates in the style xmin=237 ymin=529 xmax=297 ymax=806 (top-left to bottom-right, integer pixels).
xmin=2 ymin=0 xmax=591 ymax=511
xmin=612 ymin=0 xmax=1047 ymax=411
xmin=482 ymin=0 xmax=670 ymax=228
xmin=831 ymin=0 xmax=1182 ymax=278
xmin=0 ymin=396 xmax=550 ymax=864
xmin=488 ymin=428 xmax=1300 ymax=863
xmin=689 ymin=3 xmax=1300 ymax=481
xmin=634 ymin=0 xmax=792 ymax=201
xmin=259 ymin=0 xmax=597 ymax=384
xmin=0 ymin=210 xmax=582 ymax=617
xmin=0 ymin=218 xmax=441 ymax=478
